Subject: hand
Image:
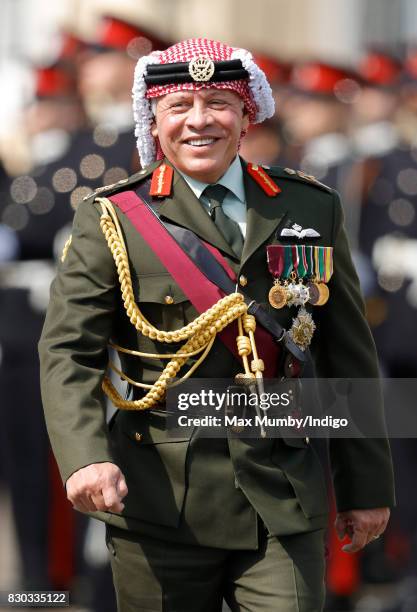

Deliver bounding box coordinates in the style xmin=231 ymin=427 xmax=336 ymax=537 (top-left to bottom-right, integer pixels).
xmin=66 ymin=462 xmax=128 ymax=514
xmin=335 ymin=507 xmax=390 ymax=553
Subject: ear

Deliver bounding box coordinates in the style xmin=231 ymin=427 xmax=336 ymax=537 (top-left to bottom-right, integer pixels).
xmin=242 ymin=113 xmax=250 ymax=132
xmin=151 ymin=121 xmax=158 ymax=138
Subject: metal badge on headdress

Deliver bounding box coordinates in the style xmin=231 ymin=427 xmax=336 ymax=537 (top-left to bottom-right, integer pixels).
xmin=188 ymin=56 xmax=215 ymax=81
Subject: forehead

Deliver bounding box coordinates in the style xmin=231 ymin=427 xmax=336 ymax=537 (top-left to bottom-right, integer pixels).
xmin=158 ymin=88 xmax=243 ymax=103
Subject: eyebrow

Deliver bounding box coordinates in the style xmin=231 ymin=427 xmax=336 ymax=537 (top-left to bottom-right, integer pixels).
xmin=169 ymin=91 xmax=232 ymax=100
xmin=167 ymin=94 xmax=193 ymax=102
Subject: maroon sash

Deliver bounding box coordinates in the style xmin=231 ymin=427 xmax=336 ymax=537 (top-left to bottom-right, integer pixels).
xmin=109 ymin=190 xmax=279 ymax=376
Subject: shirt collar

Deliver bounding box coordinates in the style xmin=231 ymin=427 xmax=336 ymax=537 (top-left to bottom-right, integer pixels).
xmin=177 ymin=155 xmax=245 ymax=203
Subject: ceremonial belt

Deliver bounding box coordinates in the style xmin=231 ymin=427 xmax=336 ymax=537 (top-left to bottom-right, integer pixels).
xmin=109 ymin=189 xmax=305 ymax=376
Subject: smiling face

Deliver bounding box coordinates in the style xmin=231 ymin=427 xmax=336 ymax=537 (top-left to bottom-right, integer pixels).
xmin=150 ymin=89 xmax=249 ymax=183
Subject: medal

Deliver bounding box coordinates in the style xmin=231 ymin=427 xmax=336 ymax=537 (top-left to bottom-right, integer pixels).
xmin=306 ymin=280 xmax=321 ymax=305
xmin=285 ymin=250 xmax=298 ymax=308
xmin=315 ymin=247 xmax=332 ymax=305
xmin=296 ymin=284 xmax=310 ymax=305
xmin=296 ymin=244 xmax=308 ymax=278
xmin=323 ymin=246 xmax=334 ymax=281
xmin=289 ymin=306 xmax=316 ymax=351
xmin=317 ymin=282 xmax=330 ymax=305
xmin=283 ymin=247 xmax=310 ymax=307
xmin=292 ymin=246 xmax=310 ymax=306
xmin=286 ymin=277 xmax=310 ymax=307
xmin=306 ymin=246 xmax=333 ymax=306
xmin=268 ymin=281 xmax=287 ymax=309
xmin=317 ymin=247 xmax=332 ymax=305
xmin=305 ymin=246 xmax=320 ymax=305
xmin=267 ymin=245 xmax=288 ymax=309
xmin=267 ymin=244 xmax=332 ymax=309
xmin=285 ymin=280 xmax=298 ymax=307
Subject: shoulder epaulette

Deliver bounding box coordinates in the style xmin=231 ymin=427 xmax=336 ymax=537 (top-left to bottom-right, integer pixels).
xmin=265 ymin=165 xmax=333 ymax=193
xmin=82 ymin=164 xmax=156 ymax=203
xmin=82 ymin=177 xmax=129 ymax=202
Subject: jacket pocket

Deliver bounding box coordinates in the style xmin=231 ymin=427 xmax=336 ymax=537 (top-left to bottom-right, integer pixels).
xmin=133 ymin=273 xmax=194 ymax=331
xmin=271 ymin=438 xmax=328 ymax=518
xmin=110 ymin=410 xmax=194 ymax=527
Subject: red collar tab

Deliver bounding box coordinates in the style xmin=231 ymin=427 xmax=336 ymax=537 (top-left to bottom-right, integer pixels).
xmin=149 ymin=164 xmax=174 ymax=197
xmin=247 ymin=163 xmax=281 ymax=197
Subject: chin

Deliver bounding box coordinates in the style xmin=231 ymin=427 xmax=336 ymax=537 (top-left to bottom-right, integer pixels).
xmin=183 ymin=157 xmax=222 ymax=181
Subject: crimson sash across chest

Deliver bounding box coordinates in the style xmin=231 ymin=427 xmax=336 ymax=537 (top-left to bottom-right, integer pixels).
xmin=109 ymin=190 xmax=279 ymax=377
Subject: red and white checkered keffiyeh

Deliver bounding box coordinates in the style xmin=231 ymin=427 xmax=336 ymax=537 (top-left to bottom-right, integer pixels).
xmin=132 ymin=38 xmax=275 ymax=167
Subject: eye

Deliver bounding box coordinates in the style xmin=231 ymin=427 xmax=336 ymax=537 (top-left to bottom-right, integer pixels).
xmin=170 ymin=100 xmax=190 ymax=110
xmin=209 ymin=99 xmax=228 ymax=107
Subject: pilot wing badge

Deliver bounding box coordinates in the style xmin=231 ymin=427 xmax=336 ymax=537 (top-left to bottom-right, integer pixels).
xmin=280 ymin=223 xmax=321 ymax=239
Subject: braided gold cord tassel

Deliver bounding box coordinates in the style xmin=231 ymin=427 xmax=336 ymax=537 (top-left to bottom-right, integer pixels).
xmin=243 ymin=314 xmax=265 ymax=379
xmin=236 ymin=316 xmax=253 ymax=378
xmin=95 ymin=197 xmax=262 ymax=410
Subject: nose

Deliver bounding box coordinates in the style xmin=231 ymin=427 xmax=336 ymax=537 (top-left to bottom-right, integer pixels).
xmin=185 ymin=100 xmax=212 ymax=130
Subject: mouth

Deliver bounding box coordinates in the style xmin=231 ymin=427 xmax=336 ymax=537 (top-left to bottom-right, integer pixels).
xmin=183 ymin=137 xmax=219 ymax=148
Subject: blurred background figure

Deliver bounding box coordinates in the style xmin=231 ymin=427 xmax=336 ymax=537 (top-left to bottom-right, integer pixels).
xmin=0 ymin=32 xmax=85 ymax=595
xmin=355 ymin=47 xmax=417 ymax=612
xmin=240 ymin=120 xmax=282 ymax=166
xmin=353 ymin=49 xmax=402 ymax=159
xmin=0 ymin=1 xmax=168 ymax=609
xmin=282 ymin=61 xmax=361 ymax=235
xmin=240 ymin=53 xmax=291 ymax=165
xmin=358 ymin=48 xmax=417 ymax=379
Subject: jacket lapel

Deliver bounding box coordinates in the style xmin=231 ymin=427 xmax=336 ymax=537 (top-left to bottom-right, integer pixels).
xmin=240 ymin=158 xmax=287 ymax=268
xmin=151 ymin=158 xmax=287 ymax=269
xmin=156 ymin=165 xmax=238 ymax=260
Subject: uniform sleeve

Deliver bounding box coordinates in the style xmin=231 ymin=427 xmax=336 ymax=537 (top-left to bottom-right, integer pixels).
xmin=38 ymin=199 xmax=118 ymax=484
xmin=310 ymin=191 xmax=395 ymax=511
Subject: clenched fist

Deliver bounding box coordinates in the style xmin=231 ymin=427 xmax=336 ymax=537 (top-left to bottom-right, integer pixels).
xmin=66 ymin=462 xmax=128 ymax=514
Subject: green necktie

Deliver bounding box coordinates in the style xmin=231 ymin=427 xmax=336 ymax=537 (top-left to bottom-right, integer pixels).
xmin=204 ymin=184 xmax=243 ymax=258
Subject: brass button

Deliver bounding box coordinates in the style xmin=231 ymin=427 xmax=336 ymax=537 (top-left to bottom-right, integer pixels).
xmin=135 ymin=432 xmax=143 ymax=442
xmin=297 ymin=170 xmax=315 ymax=180
xmin=239 ymin=275 xmax=248 ymax=287
xmin=164 ymin=295 xmax=174 ymax=304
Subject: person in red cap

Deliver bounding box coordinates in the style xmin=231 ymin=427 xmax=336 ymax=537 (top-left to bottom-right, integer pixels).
xmin=284 ymin=60 xmax=371 ymax=250
xmin=39 ymin=38 xmax=394 ymax=611
xmin=352 ymin=49 xmax=402 ymax=158
xmin=78 ymin=15 xmax=167 ymax=129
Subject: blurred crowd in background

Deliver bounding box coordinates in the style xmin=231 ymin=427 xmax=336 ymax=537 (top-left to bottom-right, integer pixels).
xmin=0 ymin=0 xmax=417 ymax=611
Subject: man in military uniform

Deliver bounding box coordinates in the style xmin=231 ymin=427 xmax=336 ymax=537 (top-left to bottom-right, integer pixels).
xmin=39 ymin=39 xmax=394 ymax=611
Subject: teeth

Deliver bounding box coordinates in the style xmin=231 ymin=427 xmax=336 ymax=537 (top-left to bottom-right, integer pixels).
xmin=187 ymin=138 xmax=215 ymax=146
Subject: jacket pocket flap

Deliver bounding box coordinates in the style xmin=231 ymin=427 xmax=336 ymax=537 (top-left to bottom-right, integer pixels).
xmin=119 ymin=409 xmax=193 ymax=444
xmin=135 ymin=273 xmax=189 ymax=304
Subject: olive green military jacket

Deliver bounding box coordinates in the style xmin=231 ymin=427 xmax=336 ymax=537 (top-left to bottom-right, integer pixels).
xmin=39 ymin=158 xmax=395 ymax=547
